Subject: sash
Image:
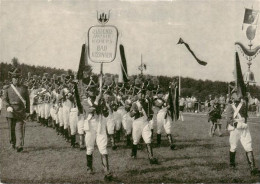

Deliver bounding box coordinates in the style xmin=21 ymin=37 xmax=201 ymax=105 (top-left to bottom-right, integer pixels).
xmin=11 ymin=84 xmax=26 ymax=108
xmin=231 ymin=103 xmax=247 ymax=133
xmin=86 ymin=97 xmax=103 ymax=134
xmin=136 ymin=101 xmax=147 ymax=119
xmin=87 ymin=98 xmax=93 ymax=107
xmin=232 ymin=103 xmax=242 ymax=119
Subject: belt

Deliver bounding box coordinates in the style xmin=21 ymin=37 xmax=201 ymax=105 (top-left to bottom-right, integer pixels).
xmin=10 ymin=102 xmax=20 ymax=105
xmin=70 ymin=108 xmax=78 ymax=112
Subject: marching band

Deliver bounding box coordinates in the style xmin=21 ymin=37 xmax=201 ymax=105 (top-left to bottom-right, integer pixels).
xmin=1 ymin=66 xmax=260 ymax=181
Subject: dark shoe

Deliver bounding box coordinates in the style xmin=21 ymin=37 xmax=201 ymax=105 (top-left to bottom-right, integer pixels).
xmin=157 ymin=134 xmax=161 ymax=146
xmin=101 ymin=154 xmax=113 ymax=181
xmin=109 ymin=134 xmax=117 ymax=150
xmin=149 ymin=157 xmax=158 ymax=165
xmin=230 ymin=151 xmax=236 ymax=168
xmin=70 ymin=135 xmax=76 ymax=148
xmin=170 ymin=144 xmax=176 ymax=150
xmin=86 ymin=154 xmax=94 ymax=174
xmin=17 ymin=147 xmax=23 ymax=152
xmin=246 ymin=151 xmax=260 ymax=176
xmin=104 ymin=172 xmax=113 ymax=182
xmin=116 ymin=130 xmax=121 ymax=142
xmin=131 ymin=144 xmax=138 ymax=158
xmin=151 ymin=129 xmax=154 ymax=139
xmin=80 ymin=146 xmax=86 ymax=151
xmin=167 ymin=134 xmax=175 ymax=150
xmin=126 ymin=134 xmax=131 ymax=146
xmin=251 ymin=168 xmax=260 ymax=176
xmin=146 ymin=143 xmax=158 ymax=165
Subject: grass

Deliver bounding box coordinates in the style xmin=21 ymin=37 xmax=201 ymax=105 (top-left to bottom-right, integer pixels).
xmin=0 ymin=110 xmax=260 ymax=183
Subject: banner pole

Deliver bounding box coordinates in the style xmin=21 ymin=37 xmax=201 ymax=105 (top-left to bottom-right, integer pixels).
xmin=100 ymin=62 xmax=103 ymax=94
xmin=179 ymin=45 xmax=181 ymax=96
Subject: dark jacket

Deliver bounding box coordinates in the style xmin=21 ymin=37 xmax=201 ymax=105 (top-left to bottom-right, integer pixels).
xmin=3 ymin=84 xmax=30 ymax=119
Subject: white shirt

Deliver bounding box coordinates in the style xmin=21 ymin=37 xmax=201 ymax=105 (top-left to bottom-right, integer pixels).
xmin=0 ymin=97 xmax=2 ymax=110
xmin=179 ymin=98 xmax=185 ymax=106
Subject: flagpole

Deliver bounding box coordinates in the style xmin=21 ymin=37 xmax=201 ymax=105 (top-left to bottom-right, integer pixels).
xmin=179 ymin=44 xmax=181 ymax=96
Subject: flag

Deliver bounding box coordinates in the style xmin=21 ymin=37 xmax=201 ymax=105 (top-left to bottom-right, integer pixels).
xmin=168 ymin=83 xmax=179 ymax=121
xmin=119 ymin=44 xmax=128 ymax=83
xmin=75 ymin=44 xmax=88 ymax=114
xmin=77 ymin=44 xmax=88 ymax=80
xmin=243 ymin=8 xmax=259 ymax=25
xmin=168 ymin=86 xmax=174 ymax=121
xmin=242 ymin=8 xmax=259 ymax=30
xmin=233 ymin=52 xmax=247 ymax=98
xmin=177 ymin=38 xmax=207 ymax=66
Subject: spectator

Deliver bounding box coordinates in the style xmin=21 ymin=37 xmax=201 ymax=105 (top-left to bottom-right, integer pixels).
xmin=226 ymin=94 xmax=231 ymax=104
xmin=186 ymin=96 xmax=192 ymax=112
xmin=204 ymin=99 xmax=209 ymax=112
xmin=179 ymin=96 xmax=185 ymax=121
xmin=0 ymin=90 xmax=2 ymax=115
xmin=219 ymin=94 xmax=226 ymax=113
xmin=208 ymin=102 xmax=222 ymax=137
xmin=191 ymin=96 xmax=197 ymax=113
xmin=255 ymin=97 xmax=260 ymax=116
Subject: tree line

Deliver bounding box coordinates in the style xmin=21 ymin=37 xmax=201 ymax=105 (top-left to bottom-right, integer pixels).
xmin=1 ymin=58 xmax=259 ymax=101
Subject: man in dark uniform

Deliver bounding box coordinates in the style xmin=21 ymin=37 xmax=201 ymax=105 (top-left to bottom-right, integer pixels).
xmin=3 ymin=67 xmax=30 ymax=152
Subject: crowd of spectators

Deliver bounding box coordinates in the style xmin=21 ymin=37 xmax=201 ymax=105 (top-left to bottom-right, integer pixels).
xmin=179 ymin=94 xmax=260 ymax=116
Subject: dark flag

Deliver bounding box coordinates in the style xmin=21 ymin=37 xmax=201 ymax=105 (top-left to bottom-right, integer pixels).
xmin=228 ymin=81 xmax=235 ymax=95
xmin=119 ymin=44 xmax=128 ymax=83
xmin=233 ymin=52 xmax=247 ymax=98
xmin=174 ymin=85 xmax=179 ymax=120
xmin=75 ymin=44 xmax=87 ymax=114
xmin=168 ymin=86 xmax=174 ymax=121
xmin=77 ymin=44 xmax=88 ymax=80
xmin=177 ymin=38 xmax=207 ymax=66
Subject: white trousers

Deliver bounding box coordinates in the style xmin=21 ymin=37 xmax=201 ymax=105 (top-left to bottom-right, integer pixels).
xmin=50 ymin=106 xmax=56 ymax=121
xmin=44 ymin=103 xmax=51 ymax=119
xmin=229 ymin=126 xmax=253 ymax=152
xmin=114 ymin=108 xmax=126 ymax=131
xmin=106 ymin=114 xmax=115 ymax=134
xmin=132 ymin=116 xmax=152 ymax=145
xmin=77 ymin=115 xmax=84 ymax=135
xmin=150 ymin=108 xmax=159 ymax=130
xmin=63 ymin=105 xmax=71 ymax=129
xmin=157 ymin=109 xmax=172 ymax=134
xmin=122 ymin=112 xmax=133 ymax=135
xmin=30 ymin=100 xmax=34 ymax=114
xmin=85 ymin=116 xmax=108 ymax=155
xmin=39 ymin=104 xmax=45 ymax=118
xmin=58 ymin=107 xmax=63 ymax=126
xmin=69 ymin=108 xmax=78 ymax=135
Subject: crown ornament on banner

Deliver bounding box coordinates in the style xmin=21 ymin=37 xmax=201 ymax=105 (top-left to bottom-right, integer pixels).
xmin=96 ymin=10 xmax=111 ymax=25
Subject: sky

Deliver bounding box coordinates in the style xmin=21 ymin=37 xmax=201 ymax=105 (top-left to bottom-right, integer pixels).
xmin=1 ymin=0 xmax=260 ymax=83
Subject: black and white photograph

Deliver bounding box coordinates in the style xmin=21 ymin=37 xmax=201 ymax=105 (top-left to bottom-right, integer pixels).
xmin=0 ymin=0 xmax=260 ymax=183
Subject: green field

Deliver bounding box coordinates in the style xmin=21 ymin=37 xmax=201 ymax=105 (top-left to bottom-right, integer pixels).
xmin=0 ymin=111 xmax=260 ymax=183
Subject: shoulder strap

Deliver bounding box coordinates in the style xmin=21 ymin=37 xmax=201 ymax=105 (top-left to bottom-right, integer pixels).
xmin=136 ymin=100 xmax=147 ymax=118
xmin=11 ymin=84 xmax=26 ymax=107
xmin=232 ymin=103 xmax=242 ymax=119
xmin=87 ymin=97 xmax=93 ymax=107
